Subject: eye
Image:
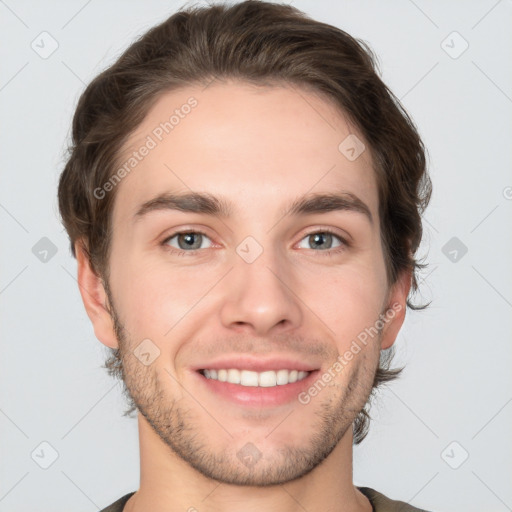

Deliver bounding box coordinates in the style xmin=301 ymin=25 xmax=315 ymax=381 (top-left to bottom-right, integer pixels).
xmin=162 ymin=231 xmax=213 ymax=252
xmin=161 ymin=228 xmax=348 ymax=256
xmin=296 ymin=230 xmax=346 ymax=252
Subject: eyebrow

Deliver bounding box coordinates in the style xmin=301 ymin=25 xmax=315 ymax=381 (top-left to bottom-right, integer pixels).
xmin=133 ymin=191 xmax=373 ymax=224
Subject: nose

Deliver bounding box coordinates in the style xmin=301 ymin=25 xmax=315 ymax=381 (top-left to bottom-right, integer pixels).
xmin=219 ymin=245 xmax=303 ymax=337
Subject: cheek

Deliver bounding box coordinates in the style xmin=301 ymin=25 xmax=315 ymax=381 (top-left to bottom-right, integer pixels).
xmin=307 ymin=265 xmax=386 ymax=347
xmin=108 ymin=254 xmax=171 ymax=338
xmin=109 ymin=254 xmax=218 ymax=342
xmin=109 ymin=231 xmax=388 ymax=352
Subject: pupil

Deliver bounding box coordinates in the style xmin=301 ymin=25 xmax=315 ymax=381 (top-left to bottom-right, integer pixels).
xmin=311 ymin=233 xmax=330 ymax=250
xmin=180 ymin=233 xmax=200 ymax=249
xmin=177 ymin=233 xmax=333 ymax=251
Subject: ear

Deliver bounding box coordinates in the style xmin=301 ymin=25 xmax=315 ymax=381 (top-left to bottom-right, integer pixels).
xmin=379 ymin=267 xmax=412 ymax=350
xmin=75 ymin=241 xmax=119 ymax=349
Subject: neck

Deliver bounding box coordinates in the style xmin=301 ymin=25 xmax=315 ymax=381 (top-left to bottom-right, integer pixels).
xmin=124 ymin=414 xmax=372 ymax=512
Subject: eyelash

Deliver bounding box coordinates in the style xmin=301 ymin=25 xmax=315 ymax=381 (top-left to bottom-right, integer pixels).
xmin=160 ymin=228 xmax=350 ymax=257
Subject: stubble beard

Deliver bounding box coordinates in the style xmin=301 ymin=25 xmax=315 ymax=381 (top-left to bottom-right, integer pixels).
xmin=106 ymin=292 xmax=379 ymax=486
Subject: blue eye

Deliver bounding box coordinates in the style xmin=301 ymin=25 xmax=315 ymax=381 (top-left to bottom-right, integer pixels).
xmin=163 ymin=231 xmax=213 ymax=252
xmin=161 ymin=229 xmax=348 ymax=256
xmin=297 ymin=231 xmax=345 ymax=251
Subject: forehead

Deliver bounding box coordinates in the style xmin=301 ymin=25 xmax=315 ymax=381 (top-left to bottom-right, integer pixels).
xmin=112 ymin=81 xmax=378 ymax=224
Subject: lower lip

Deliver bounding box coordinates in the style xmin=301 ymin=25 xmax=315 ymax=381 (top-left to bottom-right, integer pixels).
xmin=194 ymin=370 xmax=320 ymax=407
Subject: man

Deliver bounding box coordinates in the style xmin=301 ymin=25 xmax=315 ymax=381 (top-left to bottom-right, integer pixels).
xmin=58 ymin=1 xmax=433 ymax=511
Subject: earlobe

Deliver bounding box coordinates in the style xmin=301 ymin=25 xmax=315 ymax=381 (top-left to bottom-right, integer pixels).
xmin=379 ymin=268 xmax=412 ymax=350
xmin=75 ymin=241 xmax=119 ymax=349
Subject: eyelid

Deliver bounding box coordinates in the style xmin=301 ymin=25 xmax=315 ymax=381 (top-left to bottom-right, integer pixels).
xmin=160 ymin=225 xmax=351 ymax=255
xmin=161 ymin=228 xmax=215 ymax=248
xmin=160 ymin=224 xmax=215 ymax=242
xmin=295 ymin=225 xmax=351 ymax=247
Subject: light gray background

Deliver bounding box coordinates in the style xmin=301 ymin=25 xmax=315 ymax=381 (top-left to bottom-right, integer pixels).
xmin=1 ymin=1 xmax=511 ymax=511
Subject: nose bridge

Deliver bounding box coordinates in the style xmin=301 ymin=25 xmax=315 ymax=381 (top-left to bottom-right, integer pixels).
xmin=218 ymin=235 xmax=302 ymax=335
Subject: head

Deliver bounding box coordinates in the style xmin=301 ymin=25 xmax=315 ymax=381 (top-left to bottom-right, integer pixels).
xmin=58 ymin=0 xmax=431 ymax=485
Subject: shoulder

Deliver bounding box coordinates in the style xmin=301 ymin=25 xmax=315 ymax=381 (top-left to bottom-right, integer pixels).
xmin=99 ymin=491 xmax=136 ymax=512
xmin=357 ymin=486 xmax=434 ymax=512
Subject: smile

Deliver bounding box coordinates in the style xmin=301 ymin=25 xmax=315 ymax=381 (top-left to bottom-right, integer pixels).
xmin=200 ymin=368 xmax=310 ymax=387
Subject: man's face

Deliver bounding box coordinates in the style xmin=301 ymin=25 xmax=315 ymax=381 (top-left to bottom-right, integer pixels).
xmin=101 ymin=81 xmax=401 ymax=485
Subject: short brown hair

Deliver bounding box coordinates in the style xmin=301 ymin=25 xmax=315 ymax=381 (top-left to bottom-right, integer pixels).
xmin=58 ymin=0 xmax=431 ymax=444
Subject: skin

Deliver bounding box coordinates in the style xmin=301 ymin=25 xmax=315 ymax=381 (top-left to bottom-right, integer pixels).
xmin=76 ymin=81 xmax=411 ymax=512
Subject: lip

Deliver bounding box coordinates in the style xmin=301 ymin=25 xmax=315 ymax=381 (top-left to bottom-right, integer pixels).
xmin=190 ymin=356 xmax=319 ymax=373
xmin=191 ymin=367 xmax=321 ymax=407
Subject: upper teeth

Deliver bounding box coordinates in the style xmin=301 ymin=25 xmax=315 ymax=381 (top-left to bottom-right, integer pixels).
xmin=203 ymin=369 xmax=310 ymax=387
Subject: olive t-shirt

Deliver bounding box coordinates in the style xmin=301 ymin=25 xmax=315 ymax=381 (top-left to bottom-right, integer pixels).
xmin=99 ymin=487 xmax=432 ymax=511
